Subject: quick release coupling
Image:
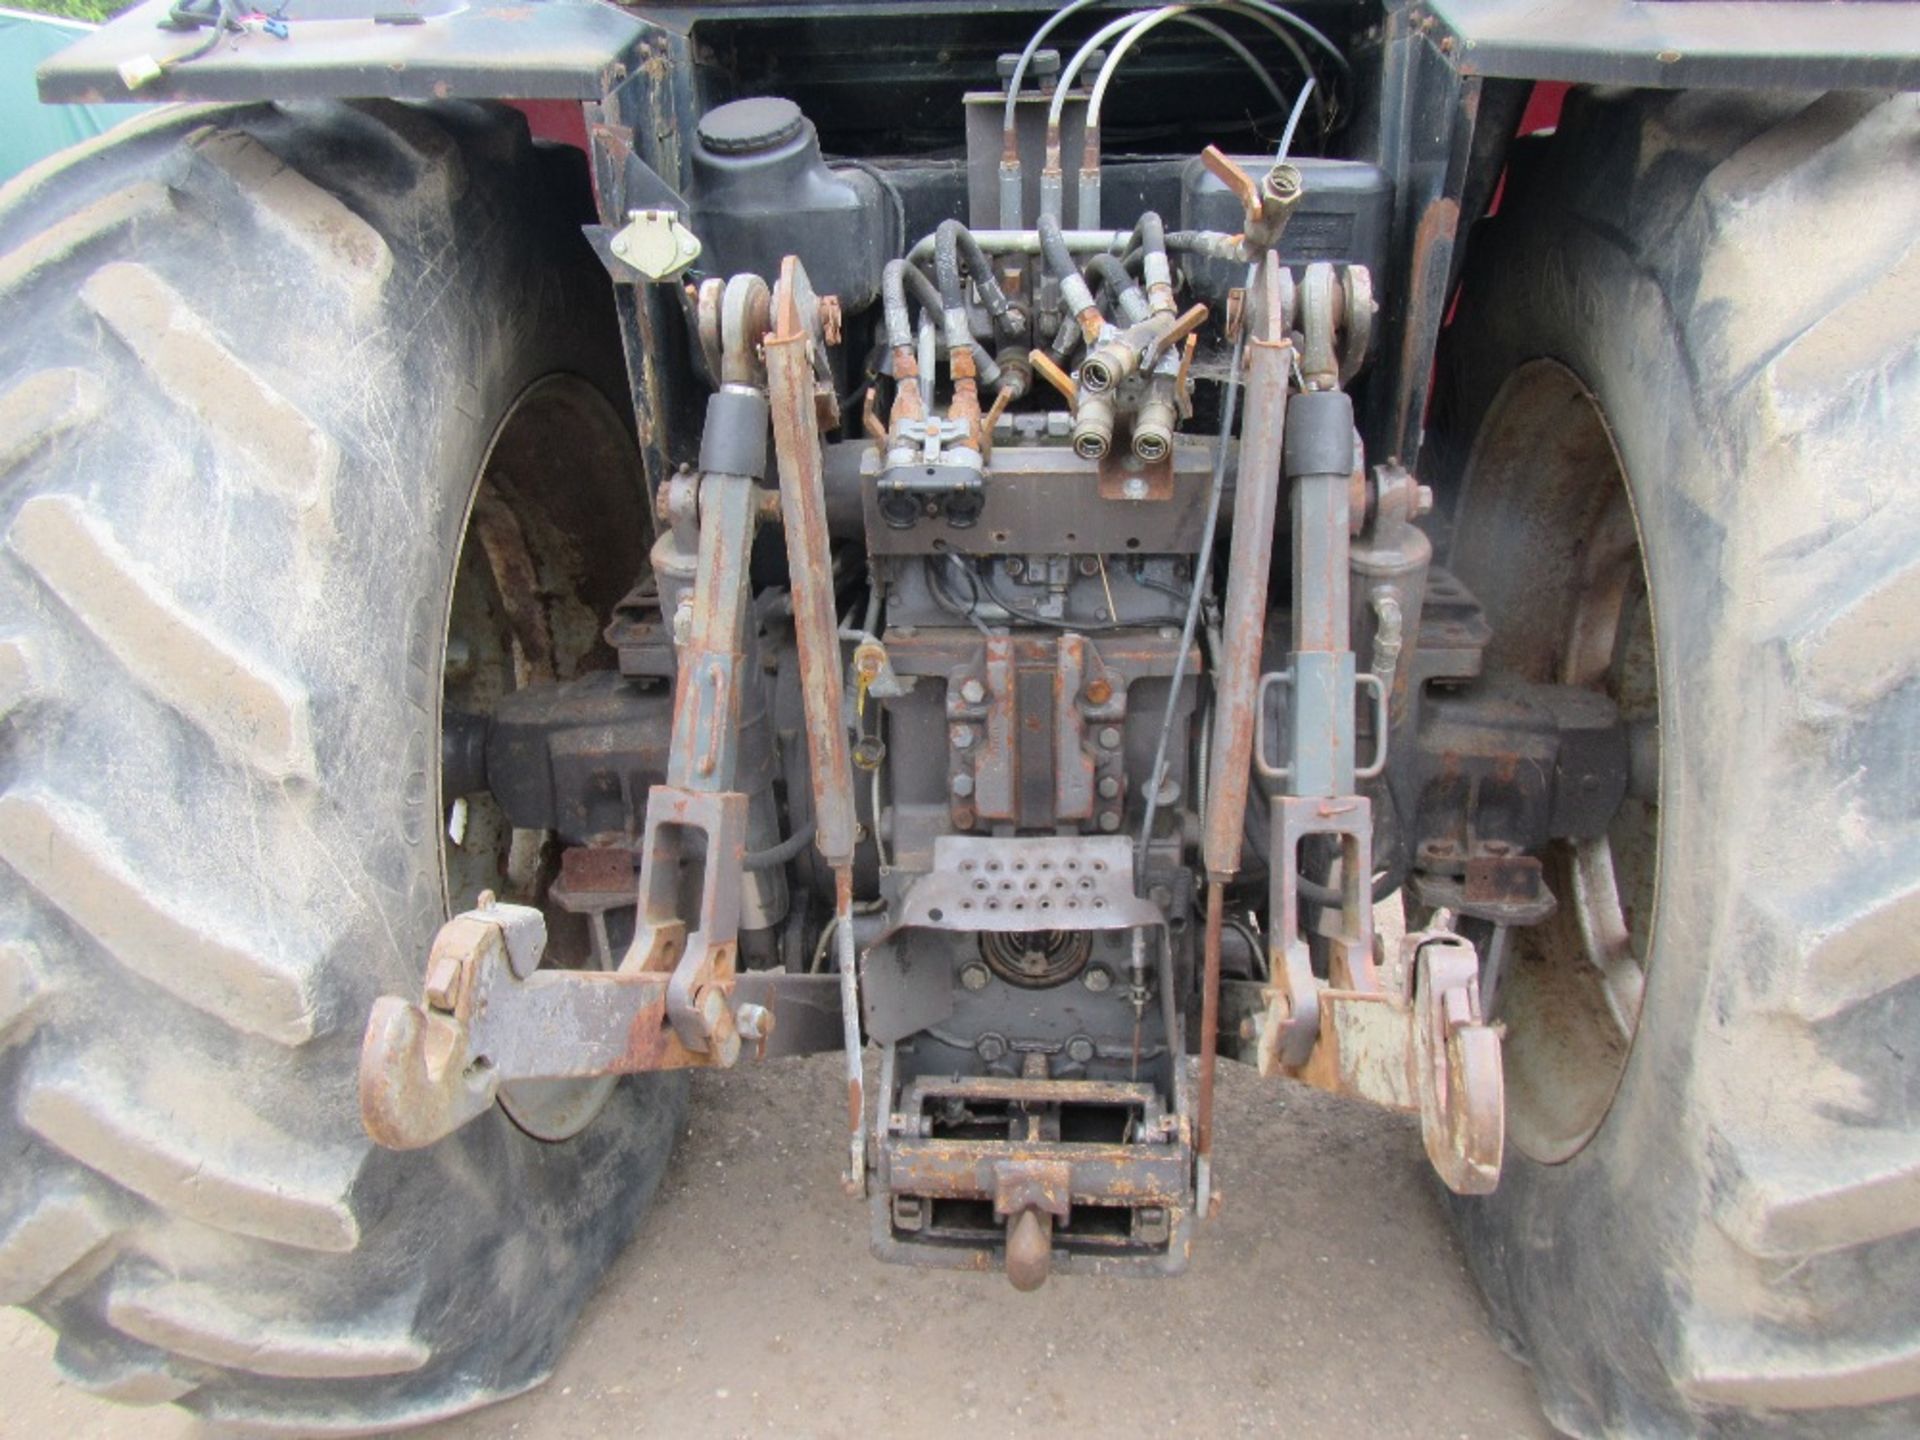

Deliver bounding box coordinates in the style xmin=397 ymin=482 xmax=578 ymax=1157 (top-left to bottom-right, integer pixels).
xmin=1072 ymin=392 xmax=1116 ymax=460
xmin=1079 ymin=337 xmax=1138 ymax=396
xmin=1132 ymin=378 xmax=1177 ymax=464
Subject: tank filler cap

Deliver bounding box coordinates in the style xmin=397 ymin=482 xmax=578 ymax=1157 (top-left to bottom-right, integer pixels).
xmin=696 ymin=97 xmax=807 ymax=156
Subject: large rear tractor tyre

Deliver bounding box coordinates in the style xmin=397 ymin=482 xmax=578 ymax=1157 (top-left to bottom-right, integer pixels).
xmin=1431 ymin=90 xmax=1920 ymax=1436
xmin=0 ymin=101 xmax=685 ymax=1431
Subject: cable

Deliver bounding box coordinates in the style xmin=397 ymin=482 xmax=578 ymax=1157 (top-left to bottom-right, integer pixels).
xmin=979 ymin=567 xmax=1128 ymax=632
xmin=929 ymin=553 xmax=995 ymax=637
xmin=1135 ymin=271 xmax=1245 ymax=882
xmin=1007 ymin=0 xmax=1343 ymax=178
xmin=1050 ymin=8 xmax=1166 ymax=146
xmin=1001 ymin=0 xmax=1114 ymax=151
xmin=870 ymin=736 xmax=890 ymax=872
xmin=1131 ymin=568 xmax=1194 ymax=607
xmin=1277 ymin=71 xmax=1317 ymax=162
xmin=810 ymin=913 xmax=840 ymax=974
xmin=745 ymin=818 xmax=817 ymax=871
xmin=1222 ymin=0 xmax=1349 ymax=77
xmin=1088 ymin=9 xmax=1291 ymax=137
xmin=161 ymin=0 xmax=247 ymax=72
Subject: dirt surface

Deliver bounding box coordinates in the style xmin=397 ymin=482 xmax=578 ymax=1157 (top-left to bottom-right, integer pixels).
xmin=0 ymin=1056 xmax=1555 ymax=1439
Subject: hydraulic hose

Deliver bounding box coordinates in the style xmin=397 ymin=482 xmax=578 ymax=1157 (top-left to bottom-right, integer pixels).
xmin=935 ymin=219 xmax=1019 ymax=343
xmin=1086 ymin=254 xmax=1150 ymax=325
xmin=880 ymin=259 xmax=927 ymax=425
xmin=880 ymin=258 xmax=917 ymax=356
xmin=884 ymin=256 xmax=1004 ymax=396
xmin=1040 ymin=212 xmax=1106 ymax=351
xmin=745 ymin=818 xmax=818 ymax=871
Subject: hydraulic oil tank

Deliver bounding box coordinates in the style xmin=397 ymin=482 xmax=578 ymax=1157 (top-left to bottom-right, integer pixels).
xmin=686 ymin=97 xmax=888 ymax=312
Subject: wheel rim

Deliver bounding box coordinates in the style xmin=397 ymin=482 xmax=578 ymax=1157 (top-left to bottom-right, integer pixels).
xmin=1453 ymin=360 xmax=1660 ymax=1164
xmin=439 ymin=374 xmax=647 ymax=1142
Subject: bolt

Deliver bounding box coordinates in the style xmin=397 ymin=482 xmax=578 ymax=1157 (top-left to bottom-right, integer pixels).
xmin=1006 ymin=557 xmax=1025 ymax=579
xmin=955 ymin=810 xmax=976 ymax=830
xmin=960 ymin=678 xmax=987 ymax=705
xmin=977 ymin=1033 xmax=1008 ymax=1063
xmin=1155 ymin=778 xmax=1181 ymax=805
xmin=960 ymin=961 xmax=991 ymax=992
xmin=1097 ymin=725 xmax=1122 ymax=749
xmin=1097 ymin=775 xmax=1121 ymax=799
xmin=1123 ymin=476 xmax=1148 ymax=500
xmin=1066 ymin=1036 xmax=1095 ymax=1064
xmin=1098 ymin=811 xmax=1121 ymax=833
xmin=1082 ymin=965 xmax=1113 ymax=993
xmin=951 ymin=725 xmax=975 ymax=751
xmin=1085 ymin=677 xmax=1113 ymax=705
xmin=735 ymin=1003 xmax=774 ymax=1042
xmin=951 ymin=772 xmax=976 ymax=798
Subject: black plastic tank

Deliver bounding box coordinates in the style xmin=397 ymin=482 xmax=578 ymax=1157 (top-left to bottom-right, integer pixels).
xmin=686 ymin=97 xmax=889 ymax=312
xmin=1180 ymin=155 xmax=1391 ymax=305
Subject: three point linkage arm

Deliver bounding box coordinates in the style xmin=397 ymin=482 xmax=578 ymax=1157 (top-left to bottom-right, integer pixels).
xmin=359 ymin=261 xmax=857 ymax=1154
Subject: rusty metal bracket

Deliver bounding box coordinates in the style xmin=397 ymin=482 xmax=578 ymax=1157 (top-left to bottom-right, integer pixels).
xmin=1263 ymin=928 xmax=1504 ymax=1196
xmin=360 ymin=892 xmax=847 ymax=1151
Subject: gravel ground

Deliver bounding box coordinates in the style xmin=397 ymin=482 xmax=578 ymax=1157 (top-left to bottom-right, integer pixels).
xmin=0 ymin=1056 xmax=1555 ymax=1439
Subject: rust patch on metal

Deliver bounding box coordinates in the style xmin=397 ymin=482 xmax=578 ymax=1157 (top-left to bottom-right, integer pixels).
xmin=1097 ymin=449 xmax=1173 ymax=501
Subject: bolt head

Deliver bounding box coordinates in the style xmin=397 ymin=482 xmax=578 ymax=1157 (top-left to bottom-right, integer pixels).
xmin=951 ymin=772 xmax=976 ymax=798
xmin=735 ymin=1003 xmax=774 ymax=1042
xmin=977 ymin=1033 xmax=1008 ymax=1062
xmin=1097 ymin=775 xmax=1121 ymax=799
xmin=960 ymin=961 xmax=991 ymax=992
xmin=1066 ymin=1036 xmax=1095 ymax=1064
xmin=1082 ymin=965 xmax=1113 ymax=993
xmin=1123 ymin=476 xmax=1148 ymax=500
xmin=1084 ymin=678 xmax=1113 ymax=704
xmin=1097 ymin=811 xmax=1121 ymax=833
xmin=951 ymin=725 xmax=975 ymax=751
xmin=959 ymin=678 xmax=986 ymax=705
xmin=1097 ymin=726 xmax=1122 ymax=749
